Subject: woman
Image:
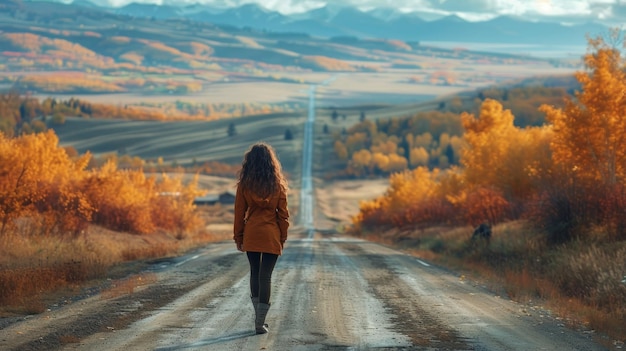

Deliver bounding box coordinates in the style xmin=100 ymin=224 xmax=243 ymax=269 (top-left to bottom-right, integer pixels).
xmin=233 ymin=142 xmax=289 ymax=335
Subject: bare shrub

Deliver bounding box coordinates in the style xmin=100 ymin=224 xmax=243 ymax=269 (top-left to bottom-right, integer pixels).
xmin=529 ymin=179 xmax=626 ymax=245
xmin=597 ymin=183 xmax=626 ymax=240
xmin=549 ymin=243 xmax=626 ymax=312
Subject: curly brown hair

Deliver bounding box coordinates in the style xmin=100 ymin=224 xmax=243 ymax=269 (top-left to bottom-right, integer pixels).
xmin=237 ymin=142 xmax=287 ymax=198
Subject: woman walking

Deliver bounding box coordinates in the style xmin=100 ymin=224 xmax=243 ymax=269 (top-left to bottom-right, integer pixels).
xmin=233 ymin=142 xmax=289 ymax=334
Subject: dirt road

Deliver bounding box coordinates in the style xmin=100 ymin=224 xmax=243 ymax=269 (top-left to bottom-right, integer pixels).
xmin=0 ymin=231 xmax=607 ymax=351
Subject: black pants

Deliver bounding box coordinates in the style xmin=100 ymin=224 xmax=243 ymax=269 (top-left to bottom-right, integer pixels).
xmin=246 ymin=251 xmax=278 ymax=304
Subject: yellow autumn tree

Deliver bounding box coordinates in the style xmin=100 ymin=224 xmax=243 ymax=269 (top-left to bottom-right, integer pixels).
xmin=540 ymin=31 xmax=626 ymax=185
xmin=0 ymin=131 xmax=92 ymax=236
xmin=151 ymin=173 xmax=204 ymax=238
xmin=0 ymin=129 xmax=204 ymax=237
xmin=345 ymin=132 xmax=369 ymax=155
xmin=354 ymin=167 xmax=440 ymax=228
xmin=447 ymin=99 xmax=548 ymax=226
xmin=349 ymin=149 xmax=372 ymax=176
xmin=371 ymin=152 xmax=389 ymax=172
xmin=334 ymin=140 xmax=348 ymax=161
xmin=536 ymin=31 xmax=626 ymax=241
xmin=409 ymin=147 xmax=429 ymax=167
xmin=461 ymin=99 xmax=517 ymax=189
xmin=82 ymin=160 xmax=157 ymax=234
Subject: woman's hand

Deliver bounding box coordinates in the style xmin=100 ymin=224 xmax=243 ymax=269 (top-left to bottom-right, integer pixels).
xmin=236 ymin=242 xmax=244 ymax=252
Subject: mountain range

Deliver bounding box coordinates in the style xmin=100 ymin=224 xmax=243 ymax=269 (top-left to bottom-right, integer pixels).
xmin=60 ymin=0 xmax=607 ymax=45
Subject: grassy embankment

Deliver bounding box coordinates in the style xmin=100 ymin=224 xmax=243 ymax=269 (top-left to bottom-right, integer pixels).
xmin=0 ymin=222 xmax=229 ymax=315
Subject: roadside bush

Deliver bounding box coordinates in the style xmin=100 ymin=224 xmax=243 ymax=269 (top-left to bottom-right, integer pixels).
xmin=82 ymin=162 xmax=156 ymax=234
xmin=393 ymin=197 xmax=455 ymax=229
xmin=529 ymin=179 xmax=626 ymax=245
xmin=31 ymin=182 xmax=92 ymax=236
xmin=51 ymin=112 xmax=66 ymax=125
xmin=548 ymin=243 xmax=626 ymax=313
xmin=597 ymin=184 xmax=626 ymax=240
xmin=150 ymin=181 xmax=204 ymax=238
xmin=459 ymin=187 xmax=512 ymax=226
xmin=528 ymin=186 xmax=581 ymax=245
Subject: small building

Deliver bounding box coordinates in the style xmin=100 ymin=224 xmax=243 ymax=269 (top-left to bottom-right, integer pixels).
xmin=194 ymin=189 xmax=236 ymax=206
xmin=193 ymin=194 xmax=219 ymax=205
xmin=218 ymin=189 xmax=236 ymax=204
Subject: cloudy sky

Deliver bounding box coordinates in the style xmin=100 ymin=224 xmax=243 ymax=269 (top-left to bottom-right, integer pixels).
xmin=68 ymin=0 xmax=625 ymax=25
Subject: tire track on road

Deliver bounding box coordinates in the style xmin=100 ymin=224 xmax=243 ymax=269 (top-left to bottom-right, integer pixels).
xmin=338 ymin=241 xmax=472 ymax=350
xmin=264 ymin=238 xmax=413 ymax=350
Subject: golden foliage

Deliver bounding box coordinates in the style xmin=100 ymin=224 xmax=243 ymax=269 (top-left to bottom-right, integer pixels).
xmin=354 ymin=32 xmax=626 ymax=246
xmin=18 ymin=74 xmax=124 ymax=93
xmin=1 ymin=92 xmax=303 ymax=127
xmin=409 ymin=147 xmax=429 ymax=167
xmin=0 ymin=130 xmax=204 ymax=237
xmin=354 ymin=167 xmax=443 ymax=228
xmin=333 ymin=110 xmax=465 ymax=176
xmin=0 ymin=131 xmax=92 ymax=236
xmin=352 ymin=98 xmax=556 ymax=229
xmin=188 ymin=42 xmax=214 ymax=57
xmin=301 ymin=55 xmax=356 ymax=71
xmin=461 ymin=99 xmax=552 ymax=199
xmin=4 ymin=32 xmax=100 ymax=59
xmin=541 ymin=32 xmax=626 ymax=185
xmin=334 ymin=140 xmax=348 ymax=161
xmin=459 ymin=187 xmax=511 ymax=226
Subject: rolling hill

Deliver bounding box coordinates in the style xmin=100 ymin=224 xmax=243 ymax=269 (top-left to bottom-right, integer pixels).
xmin=0 ymin=0 xmax=570 ymax=95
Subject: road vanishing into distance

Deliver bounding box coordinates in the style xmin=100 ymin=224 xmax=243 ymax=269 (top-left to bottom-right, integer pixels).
xmin=0 ymin=83 xmax=609 ymax=351
xmin=299 ymin=84 xmax=316 ymax=240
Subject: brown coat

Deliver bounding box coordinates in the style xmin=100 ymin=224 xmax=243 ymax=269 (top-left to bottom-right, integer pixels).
xmin=233 ymin=185 xmax=289 ymax=255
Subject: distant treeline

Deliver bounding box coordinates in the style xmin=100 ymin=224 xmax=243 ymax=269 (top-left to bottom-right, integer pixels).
xmin=0 ymin=91 xmax=305 ymax=137
xmin=332 ymin=83 xmax=573 ymax=177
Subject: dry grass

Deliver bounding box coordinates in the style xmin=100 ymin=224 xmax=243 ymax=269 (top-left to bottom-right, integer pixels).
xmin=0 ymin=206 xmax=231 ymax=316
xmin=358 ymin=220 xmax=626 ymax=344
xmin=315 ymin=179 xmax=389 ymax=231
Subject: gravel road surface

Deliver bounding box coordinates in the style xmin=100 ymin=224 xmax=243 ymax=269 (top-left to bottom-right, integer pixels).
xmin=0 ymin=232 xmax=607 ymax=351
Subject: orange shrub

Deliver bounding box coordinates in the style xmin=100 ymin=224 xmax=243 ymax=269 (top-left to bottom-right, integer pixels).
xmin=459 ymin=187 xmax=512 ymax=226
xmin=0 ymin=130 xmax=204 ymax=237
xmin=0 ymin=130 xmax=92 ymax=237
xmin=82 ymin=161 xmax=157 ymax=234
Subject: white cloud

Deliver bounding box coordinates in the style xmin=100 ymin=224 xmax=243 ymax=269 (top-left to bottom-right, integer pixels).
xmin=605 ymin=0 xmax=626 ymax=21
xmin=260 ymin=0 xmax=326 ymax=13
xmin=429 ymin=0 xmax=497 ymax=13
xmin=64 ymin=0 xmax=621 ymax=24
